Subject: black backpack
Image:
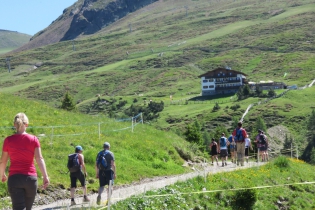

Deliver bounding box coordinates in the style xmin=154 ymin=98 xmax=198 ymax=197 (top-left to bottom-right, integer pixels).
xmin=67 ymin=153 xmax=80 ymax=172
xmin=259 ymin=134 xmax=267 ymax=145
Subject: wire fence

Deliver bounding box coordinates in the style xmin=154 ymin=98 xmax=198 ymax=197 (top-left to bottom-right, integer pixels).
xmin=0 ymin=113 xmax=143 ymax=144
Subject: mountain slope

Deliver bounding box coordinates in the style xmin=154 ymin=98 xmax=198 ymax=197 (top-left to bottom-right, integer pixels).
xmin=0 ymin=30 xmax=31 ymax=54
xmin=16 ymin=0 xmax=159 ymax=52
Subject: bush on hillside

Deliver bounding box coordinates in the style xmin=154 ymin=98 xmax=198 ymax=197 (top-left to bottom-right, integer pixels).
xmin=184 ymin=123 xmax=203 ymax=145
xmin=212 ymin=102 xmax=221 ymax=112
xmin=274 ymin=156 xmax=290 ymax=168
xmin=230 ymin=104 xmax=241 ymax=111
xmin=231 ymin=188 xmax=257 ymax=210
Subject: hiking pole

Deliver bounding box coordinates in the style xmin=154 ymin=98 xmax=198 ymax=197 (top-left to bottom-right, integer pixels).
xmin=108 ymin=180 xmax=113 ymax=210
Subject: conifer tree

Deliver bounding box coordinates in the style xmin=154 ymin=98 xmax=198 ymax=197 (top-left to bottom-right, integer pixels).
xmin=61 ymin=92 xmax=76 ymax=111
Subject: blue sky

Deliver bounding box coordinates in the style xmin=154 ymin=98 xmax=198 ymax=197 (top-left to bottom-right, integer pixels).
xmin=0 ymin=0 xmax=77 ymax=35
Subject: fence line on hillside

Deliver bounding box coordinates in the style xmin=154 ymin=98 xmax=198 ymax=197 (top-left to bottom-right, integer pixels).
xmin=169 ymin=98 xmax=236 ymax=105
xmin=0 ymin=113 xmax=143 ymax=143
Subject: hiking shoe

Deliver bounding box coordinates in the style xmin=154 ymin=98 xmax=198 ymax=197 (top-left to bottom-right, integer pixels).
xmin=225 ymin=162 xmax=227 ymax=166
xmin=83 ymin=196 xmax=90 ymax=202
xmin=71 ymin=200 xmax=76 ymax=206
xmin=222 ymin=163 xmax=224 ymax=167
xmin=96 ymin=195 xmax=101 ymax=205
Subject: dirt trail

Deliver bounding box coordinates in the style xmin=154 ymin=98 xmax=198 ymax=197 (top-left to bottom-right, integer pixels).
xmin=33 ymin=161 xmax=265 ymax=210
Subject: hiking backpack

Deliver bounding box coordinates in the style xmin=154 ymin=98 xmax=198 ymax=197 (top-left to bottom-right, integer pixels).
xmin=259 ymin=134 xmax=267 ymax=145
xmin=67 ymin=153 xmax=80 ymax=172
xmin=235 ymin=128 xmax=244 ymax=142
xmin=97 ymin=150 xmax=110 ymax=170
xmin=220 ymin=137 xmax=227 ymax=147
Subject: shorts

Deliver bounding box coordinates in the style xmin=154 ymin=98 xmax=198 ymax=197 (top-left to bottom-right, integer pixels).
xmin=99 ymin=170 xmax=114 ymax=187
xmin=220 ymin=149 xmax=228 ymax=158
xmin=260 ymin=145 xmax=267 ymax=152
xmin=245 ymin=147 xmax=249 ymax=156
xmin=8 ymin=174 xmax=38 ymax=210
xmin=211 ymin=150 xmax=218 ymax=156
xmin=70 ymin=171 xmax=86 ymax=188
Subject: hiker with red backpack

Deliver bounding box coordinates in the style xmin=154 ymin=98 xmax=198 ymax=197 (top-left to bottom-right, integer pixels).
xmin=232 ymin=122 xmax=248 ymax=166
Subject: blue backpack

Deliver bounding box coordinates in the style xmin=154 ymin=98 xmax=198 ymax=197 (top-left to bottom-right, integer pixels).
xmin=67 ymin=153 xmax=80 ymax=172
xmin=97 ymin=150 xmax=110 ymax=170
xmin=220 ymin=137 xmax=227 ymax=147
xmin=235 ymin=128 xmax=244 ymax=142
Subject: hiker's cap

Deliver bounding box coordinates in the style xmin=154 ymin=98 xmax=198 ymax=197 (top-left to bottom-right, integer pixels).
xmin=104 ymin=142 xmax=110 ymax=148
xmin=76 ymin=145 xmax=83 ymax=151
xmin=222 ymin=133 xmax=225 ymax=136
xmin=258 ymin=129 xmax=262 ymax=133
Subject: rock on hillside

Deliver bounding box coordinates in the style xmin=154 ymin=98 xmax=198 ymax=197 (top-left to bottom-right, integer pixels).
xmin=16 ymin=0 xmax=158 ymax=52
xmin=267 ymin=125 xmax=290 ymax=154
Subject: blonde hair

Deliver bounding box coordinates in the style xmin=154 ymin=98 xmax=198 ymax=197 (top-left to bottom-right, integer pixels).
xmin=14 ymin=113 xmax=29 ymax=132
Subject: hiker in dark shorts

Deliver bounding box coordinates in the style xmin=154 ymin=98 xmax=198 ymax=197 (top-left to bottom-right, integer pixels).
xmin=260 ymin=132 xmax=268 ymax=161
xmin=96 ymin=142 xmax=116 ymax=205
xmin=70 ymin=146 xmax=90 ymax=205
xmin=209 ymin=138 xmax=219 ymax=166
xmin=255 ymin=129 xmax=267 ymax=162
xmin=219 ymin=133 xmax=230 ymax=167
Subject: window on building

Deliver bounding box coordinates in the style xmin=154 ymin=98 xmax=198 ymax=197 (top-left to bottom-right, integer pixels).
xmin=209 ymin=85 xmax=214 ymax=88
xmin=209 ymin=78 xmax=214 ymax=82
xmin=203 ymin=80 xmax=208 ymax=83
xmin=203 ymin=86 xmax=208 ymax=89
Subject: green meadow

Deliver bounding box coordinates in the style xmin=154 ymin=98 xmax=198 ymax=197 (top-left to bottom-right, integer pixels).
xmin=0 ymin=93 xmax=193 ymax=200
xmin=112 ymin=157 xmax=315 ymax=210
xmin=0 ymin=0 xmax=315 ymax=208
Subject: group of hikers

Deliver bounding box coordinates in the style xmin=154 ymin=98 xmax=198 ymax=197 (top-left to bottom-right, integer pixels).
xmin=0 ymin=113 xmax=116 ymax=210
xmin=209 ymin=122 xmax=269 ymax=167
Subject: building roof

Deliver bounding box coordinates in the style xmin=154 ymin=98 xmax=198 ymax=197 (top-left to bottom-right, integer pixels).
xmin=198 ymin=67 xmax=248 ymax=78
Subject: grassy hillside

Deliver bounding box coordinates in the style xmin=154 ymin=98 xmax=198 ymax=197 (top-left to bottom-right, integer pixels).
xmin=0 ymin=30 xmax=31 ymax=54
xmin=0 ymin=93 xmax=196 ymax=200
xmin=0 ymin=0 xmax=314 ymax=160
xmin=112 ymin=157 xmax=315 ymax=209
xmin=0 ymin=0 xmax=313 ymax=160
xmin=0 ymin=0 xmax=314 ymax=104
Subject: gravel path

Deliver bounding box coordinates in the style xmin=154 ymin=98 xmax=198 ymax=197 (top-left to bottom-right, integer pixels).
xmin=33 ymin=161 xmax=265 ymax=210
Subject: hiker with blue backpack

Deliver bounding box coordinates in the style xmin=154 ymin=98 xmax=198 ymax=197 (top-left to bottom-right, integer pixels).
xmin=232 ymin=122 xmax=248 ymax=166
xmin=95 ymin=142 xmax=116 ymax=205
xmin=68 ymin=145 xmax=90 ymax=205
xmin=218 ymin=133 xmax=230 ymax=167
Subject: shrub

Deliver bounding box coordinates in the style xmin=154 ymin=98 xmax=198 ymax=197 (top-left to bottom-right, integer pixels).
xmin=274 ymin=156 xmax=290 ymax=168
xmin=231 ymin=188 xmax=257 ymax=210
xmin=212 ymin=102 xmax=221 ymax=112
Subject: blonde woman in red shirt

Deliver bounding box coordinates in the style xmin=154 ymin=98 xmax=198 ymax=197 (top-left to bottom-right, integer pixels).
xmin=0 ymin=113 xmax=49 ymax=210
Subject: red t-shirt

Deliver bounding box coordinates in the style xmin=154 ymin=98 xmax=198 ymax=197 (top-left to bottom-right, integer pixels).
xmin=3 ymin=133 xmax=40 ymax=176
